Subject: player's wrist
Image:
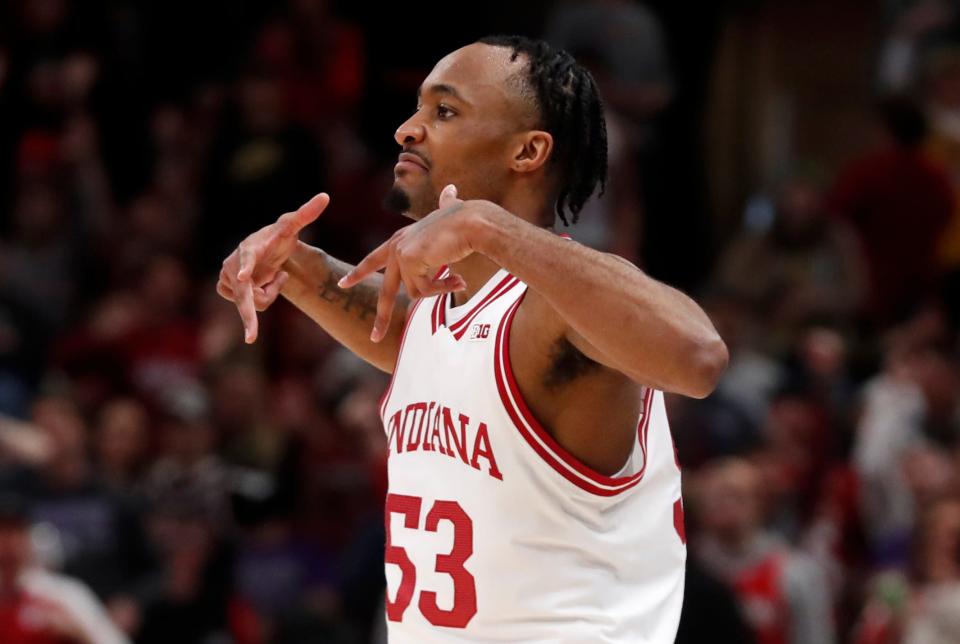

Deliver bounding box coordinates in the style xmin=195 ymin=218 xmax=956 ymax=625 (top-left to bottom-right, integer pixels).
xmin=465 ymin=200 xmax=508 ymax=257
xmin=281 ymin=242 xmax=327 ymax=298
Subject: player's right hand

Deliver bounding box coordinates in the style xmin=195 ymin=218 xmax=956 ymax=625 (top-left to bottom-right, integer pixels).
xmin=217 ymin=192 xmax=330 ymax=344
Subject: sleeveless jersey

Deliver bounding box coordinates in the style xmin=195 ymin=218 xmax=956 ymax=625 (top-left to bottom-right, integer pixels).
xmin=380 ymin=268 xmax=686 ymax=643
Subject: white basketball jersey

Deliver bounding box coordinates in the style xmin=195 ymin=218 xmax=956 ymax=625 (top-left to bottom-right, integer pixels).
xmin=380 ymin=268 xmax=686 ymax=644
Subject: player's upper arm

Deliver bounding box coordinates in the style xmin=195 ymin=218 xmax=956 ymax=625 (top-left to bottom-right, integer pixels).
xmin=516 ymin=287 xmax=616 ymax=373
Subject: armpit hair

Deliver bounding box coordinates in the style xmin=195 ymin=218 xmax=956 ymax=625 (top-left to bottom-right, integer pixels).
xmin=543 ymin=335 xmax=601 ymax=389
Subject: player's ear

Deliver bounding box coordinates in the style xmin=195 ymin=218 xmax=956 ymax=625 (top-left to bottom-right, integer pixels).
xmin=512 ymin=130 xmax=553 ymax=175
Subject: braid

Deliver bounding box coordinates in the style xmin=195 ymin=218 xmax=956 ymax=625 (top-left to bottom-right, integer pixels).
xmin=478 ymin=35 xmax=608 ymax=225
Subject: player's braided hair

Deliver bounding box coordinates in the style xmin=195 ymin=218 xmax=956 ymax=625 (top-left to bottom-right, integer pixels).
xmin=477 ymin=35 xmax=608 ymax=226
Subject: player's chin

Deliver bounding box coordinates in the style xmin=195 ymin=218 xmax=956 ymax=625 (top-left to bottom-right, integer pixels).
xmin=384 ymin=182 xmax=415 ymax=216
xmin=390 ymin=177 xmax=435 ymax=215
xmin=393 ymin=166 xmax=428 ymax=185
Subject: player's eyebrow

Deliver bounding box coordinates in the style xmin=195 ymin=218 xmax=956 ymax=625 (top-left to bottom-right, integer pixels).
xmin=417 ymin=83 xmax=470 ymax=105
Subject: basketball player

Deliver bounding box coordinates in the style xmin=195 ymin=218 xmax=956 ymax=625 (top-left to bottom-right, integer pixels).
xmin=217 ymin=36 xmax=728 ymax=643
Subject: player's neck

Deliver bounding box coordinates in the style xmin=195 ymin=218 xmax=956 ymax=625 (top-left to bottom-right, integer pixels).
xmin=448 ymin=196 xmax=552 ymax=306
xmin=449 ymin=253 xmax=501 ymax=307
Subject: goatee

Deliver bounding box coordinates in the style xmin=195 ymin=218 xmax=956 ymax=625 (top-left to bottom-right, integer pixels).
xmin=383 ymin=185 xmax=411 ymax=214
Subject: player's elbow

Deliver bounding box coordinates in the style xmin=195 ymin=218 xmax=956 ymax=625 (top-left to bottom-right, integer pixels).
xmin=681 ymin=333 xmax=729 ymax=399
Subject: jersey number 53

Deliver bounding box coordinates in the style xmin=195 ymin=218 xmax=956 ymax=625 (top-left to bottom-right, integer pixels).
xmin=385 ymin=493 xmax=477 ymax=628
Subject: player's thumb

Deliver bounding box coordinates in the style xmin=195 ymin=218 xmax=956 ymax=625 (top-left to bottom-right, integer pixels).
xmin=439 ymin=184 xmax=458 ymax=209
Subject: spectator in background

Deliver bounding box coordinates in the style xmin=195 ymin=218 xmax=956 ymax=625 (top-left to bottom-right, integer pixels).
xmin=93 ymin=398 xmax=149 ymax=495
xmin=234 ymin=513 xmax=342 ymax=643
xmin=137 ymin=497 xmax=243 ymax=644
xmin=902 ymin=497 xmax=960 ymax=644
xmin=2 ymin=118 xmax=112 ymax=343
xmin=53 ymin=253 xmax=204 ymax=416
xmin=251 ymin=0 xmax=365 ymax=132
xmin=828 ymin=96 xmax=953 ymax=323
xmin=544 ymin=0 xmax=672 ymax=124
xmin=1 ymin=175 xmax=79 ymax=332
xmin=0 ymin=494 xmax=129 ymax=644
xmin=207 ymin=359 xmax=308 ymax=535
xmin=108 ymin=104 xmax=202 ymax=280
xmin=853 ymin=335 xmax=960 ymax=567
xmin=0 ymin=291 xmax=47 ymax=418
xmin=9 ymin=396 xmax=155 ymax=617
xmin=548 ymin=49 xmax=645 ymax=260
xmin=694 ymin=457 xmax=836 ymax=644
xmin=703 ymin=292 xmax=787 ymax=424
xmin=922 ymin=47 xmax=960 ymax=323
xmin=120 ymin=254 xmax=203 ymax=411
xmin=754 ymin=386 xmax=835 ymax=542
xmin=718 ymin=175 xmax=866 ymax=355
xmin=0 ymin=0 xmax=99 ymax=155
xmin=544 ymin=0 xmax=672 ymax=260
xmin=877 ymin=0 xmax=958 ymax=93
xmin=788 ymin=327 xmax=859 ymax=431
xmin=143 ymin=406 xmax=229 ymax=532
xmin=201 ymin=68 xmax=324 ymax=269
xmin=854 ymin=497 xmax=960 ymax=644
xmin=675 ymin=554 xmax=758 ymax=644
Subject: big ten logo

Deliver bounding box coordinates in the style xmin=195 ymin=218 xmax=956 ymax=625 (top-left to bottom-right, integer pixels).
xmin=468 ymin=324 xmax=491 ymax=340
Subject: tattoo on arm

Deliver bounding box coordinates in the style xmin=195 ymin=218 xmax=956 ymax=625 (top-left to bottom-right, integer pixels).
xmin=316 ymin=268 xmax=379 ymax=321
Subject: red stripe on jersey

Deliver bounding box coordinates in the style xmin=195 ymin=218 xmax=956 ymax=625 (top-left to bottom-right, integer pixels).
xmin=379 ymin=298 xmax=425 ymax=421
xmin=430 ymin=266 xmax=450 ymax=335
xmin=493 ymin=295 xmax=653 ymax=496
xmin=431 ymin=294 xmax=443 ymax=335
xmin=447 ymin=274 xmax=517 ymax=333
xmin=450 ymin=277 xmax=520 ymax=340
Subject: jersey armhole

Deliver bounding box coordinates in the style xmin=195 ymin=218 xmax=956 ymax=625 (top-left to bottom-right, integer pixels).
xmin=492 ymin=293 xmax=655 ymax=497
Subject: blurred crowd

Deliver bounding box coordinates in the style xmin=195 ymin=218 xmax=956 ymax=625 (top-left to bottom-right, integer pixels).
xmin=0 ymin=0 xmax=959 ymax=643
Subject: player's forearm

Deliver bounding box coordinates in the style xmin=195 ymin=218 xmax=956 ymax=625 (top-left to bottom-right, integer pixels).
xmin=471 ymin=206 xmax=728 ymax=397
xmin=281 ymin=242 xmax=407 ymax=373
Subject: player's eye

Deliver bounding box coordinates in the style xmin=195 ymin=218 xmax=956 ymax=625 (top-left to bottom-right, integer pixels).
xmin=437 ymin=104 xmax=455 ymax=120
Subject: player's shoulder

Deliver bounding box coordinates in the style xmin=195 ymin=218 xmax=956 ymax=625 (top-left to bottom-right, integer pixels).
xmin=509 ymin=283 xmax=565 ymax=337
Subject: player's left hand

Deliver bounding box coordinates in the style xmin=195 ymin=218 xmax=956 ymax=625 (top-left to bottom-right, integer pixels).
xmin=339 ymin=184 xmax=486 ymax=342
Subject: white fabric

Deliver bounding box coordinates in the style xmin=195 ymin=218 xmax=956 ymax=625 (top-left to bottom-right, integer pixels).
xmin=381 ymin=270 xmax=685 ymax=643
xmin=20 ymin=568 xmax=130 ymax=644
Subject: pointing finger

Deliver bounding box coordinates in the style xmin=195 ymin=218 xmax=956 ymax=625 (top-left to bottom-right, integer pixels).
xmin=236 ymin=279 xmax=258 ymax=343
xmin=280 ymin=192 xmax=331 ymax=237
xmin=372 ymin=253 xmax=401 ymax=343
xmin=338 ymin=239 xmax=390 ymax=289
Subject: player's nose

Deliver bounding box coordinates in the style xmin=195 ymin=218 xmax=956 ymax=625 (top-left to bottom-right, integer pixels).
xmin=394 ymin=116 xmax=426 ymax=147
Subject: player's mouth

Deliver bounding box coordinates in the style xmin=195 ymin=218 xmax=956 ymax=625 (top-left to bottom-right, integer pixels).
xmin=396 ymin=151 xmax=429 ymax=174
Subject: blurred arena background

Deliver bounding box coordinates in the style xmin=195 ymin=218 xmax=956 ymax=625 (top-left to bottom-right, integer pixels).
xmin=1 ymin=0 xmax=959 ymax=642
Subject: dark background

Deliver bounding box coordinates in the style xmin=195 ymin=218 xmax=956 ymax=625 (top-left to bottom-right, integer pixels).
xmin=1 ymin=1 xmax=959 ymax=643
